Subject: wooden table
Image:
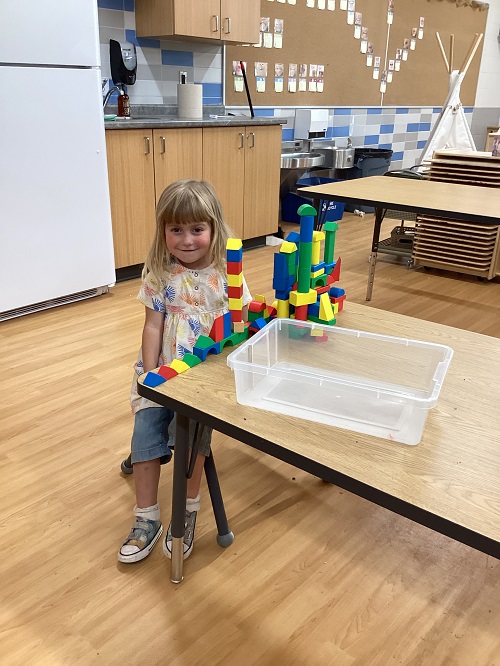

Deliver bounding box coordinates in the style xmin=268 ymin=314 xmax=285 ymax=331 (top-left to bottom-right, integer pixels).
xmin=299 ymin=175 xmax=500 ymax=299
xmin=138 ymin=302 xmax=500 ymax=583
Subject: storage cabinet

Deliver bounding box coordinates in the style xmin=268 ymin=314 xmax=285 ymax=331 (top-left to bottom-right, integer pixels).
xmin=135 ymin=0 xmax=260 ymax=44
xmin=202 ymin=125 xmax=281 ymax=239
xmin=106 ymin=124 xmax=281 ymax=268
xmin=105 ymin=129 xmax=156 ymax=269
xmin=153 ymin=128 xmax=203 ymax=203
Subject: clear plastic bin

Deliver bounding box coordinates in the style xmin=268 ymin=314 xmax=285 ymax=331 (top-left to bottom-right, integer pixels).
xmin=227 ymin=318 xmax=453 ymax=445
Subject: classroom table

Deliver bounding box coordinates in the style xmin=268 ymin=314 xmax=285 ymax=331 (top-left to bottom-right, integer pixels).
xmin=298 ymin=175 xmax=500 ymax=300
xmin=138 ymin=302 xmax=500 ymax=583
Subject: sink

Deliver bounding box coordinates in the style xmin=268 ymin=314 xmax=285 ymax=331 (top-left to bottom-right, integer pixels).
xmin=280 ymin=152 xmax=325 ymax=169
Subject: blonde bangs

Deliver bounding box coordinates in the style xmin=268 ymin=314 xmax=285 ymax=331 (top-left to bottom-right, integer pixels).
xmin=143 ymin=180 xmax=232 ymax=284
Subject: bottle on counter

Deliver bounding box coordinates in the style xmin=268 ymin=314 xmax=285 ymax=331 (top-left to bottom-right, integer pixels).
xmin=117 ymin=85 xmax=130 ymax=118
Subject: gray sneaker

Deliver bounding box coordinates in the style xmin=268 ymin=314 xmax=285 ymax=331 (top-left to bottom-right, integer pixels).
xmin=163 ymin=510 xmax=197 ymax=560
xmin=118 ymin=517 xmax=163 ymax=563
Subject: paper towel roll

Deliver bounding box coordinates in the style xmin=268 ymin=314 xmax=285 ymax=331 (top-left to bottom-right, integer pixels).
xmin=177 ymin=83 xmax=203 ymax=119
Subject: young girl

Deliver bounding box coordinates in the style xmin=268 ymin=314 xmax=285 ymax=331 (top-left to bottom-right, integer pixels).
xmin=118 ymin=179 xmax=252 ymax=564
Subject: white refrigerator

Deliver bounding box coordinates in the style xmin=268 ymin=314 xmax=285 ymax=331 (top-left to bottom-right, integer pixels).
xmin=0 ymin=0 xmax=115 ymax=319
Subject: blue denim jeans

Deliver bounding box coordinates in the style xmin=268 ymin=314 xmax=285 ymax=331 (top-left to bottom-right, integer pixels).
xmin=130 ymin=407 xmax=212 ymax=464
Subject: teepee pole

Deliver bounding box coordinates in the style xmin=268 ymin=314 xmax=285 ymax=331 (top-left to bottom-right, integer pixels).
xmin=460 ymin=33 xmax=483 ymax=77
xmin=436 ymin=32 xmax=450 ymax=72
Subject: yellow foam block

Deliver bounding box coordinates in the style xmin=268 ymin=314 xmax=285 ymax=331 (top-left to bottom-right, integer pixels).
xmin=332 ymin=302 xmax=339 ymax=315
xmin=227 ymin=272 xmax=243 ymax=287
xmin=310 ymin=268 xmax=325 ymax=278
xmin=227 ymin=238 xmax=243 ymax=250
xmin=280 ymin=240 xmax=298 ymax=254
xmin=170 ymin=359 xmax=190 ymax=374
xmin=254 ymin=293 xmax=267 ymax=304
xmin=312 ymin=231 xmax=325 ymax=242
xmin=289 ymin=289 xmax=317 ymax=307
xmin=276 ymin=299 xmax=290 ymax=318
xmin=319 ymin=292 xmax=335 ymax=321
xmin=229 ymin=296 xmax=243 ymax=310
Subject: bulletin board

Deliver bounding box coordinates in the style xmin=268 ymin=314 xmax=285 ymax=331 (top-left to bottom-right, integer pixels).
xmin=224 ymin=0 xmax=488 ymax=108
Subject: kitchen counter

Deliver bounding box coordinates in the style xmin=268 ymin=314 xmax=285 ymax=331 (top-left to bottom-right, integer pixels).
xmin=105 ymin=115 xmax=284 ymax=130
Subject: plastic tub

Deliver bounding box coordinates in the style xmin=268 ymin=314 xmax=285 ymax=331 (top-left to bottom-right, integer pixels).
xmin=227 ymin=318 xmax=453 ymax=445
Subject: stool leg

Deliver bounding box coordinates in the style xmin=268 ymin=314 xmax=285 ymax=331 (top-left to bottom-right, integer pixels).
xmin=170 ymin=413 xmax=190 ymax=583
xmin=121 ymin=453 xmax=133 ymax=475
xmin=204 ymin=452 xmax=234 ymax=548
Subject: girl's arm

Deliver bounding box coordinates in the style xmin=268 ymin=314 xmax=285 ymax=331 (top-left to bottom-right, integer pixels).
xmin=141 ymin=307 xmax=164 ymax=372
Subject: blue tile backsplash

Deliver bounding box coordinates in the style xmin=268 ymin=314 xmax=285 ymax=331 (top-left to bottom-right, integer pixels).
xmin=98 ymin=2 xmax=223 ymax=106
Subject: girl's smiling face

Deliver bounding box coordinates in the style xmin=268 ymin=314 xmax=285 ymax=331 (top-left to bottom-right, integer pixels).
xmin=165 ymin=221 xmax=212 ymax=270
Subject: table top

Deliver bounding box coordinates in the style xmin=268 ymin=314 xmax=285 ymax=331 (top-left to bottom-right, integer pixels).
xmin=298 ymin=175 xmax=500 ymax=224
xmin=138 ymin=303 xmax=500 ymax=557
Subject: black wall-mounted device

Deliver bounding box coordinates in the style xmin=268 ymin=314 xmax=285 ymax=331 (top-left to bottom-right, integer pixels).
xmin=110 ymin=39 xmax=137 ymax=86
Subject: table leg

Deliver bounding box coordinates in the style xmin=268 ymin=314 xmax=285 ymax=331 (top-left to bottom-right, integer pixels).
xmin=366 ymin=206 xmax=384 ymax=301
xmin=170 ymin=412 xmax=189 ymax=584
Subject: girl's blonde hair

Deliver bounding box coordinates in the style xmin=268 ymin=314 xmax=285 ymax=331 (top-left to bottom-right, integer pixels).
xmin=142 ymin=179 xmax=232 ymax=285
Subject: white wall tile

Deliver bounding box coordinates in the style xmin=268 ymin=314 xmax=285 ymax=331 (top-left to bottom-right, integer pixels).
xmin=194 ymin=67 xmax=222 ymax=84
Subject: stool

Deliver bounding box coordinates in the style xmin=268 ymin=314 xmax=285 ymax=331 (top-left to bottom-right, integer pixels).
xmin=120 ymin=422 xmax=234 ymax=549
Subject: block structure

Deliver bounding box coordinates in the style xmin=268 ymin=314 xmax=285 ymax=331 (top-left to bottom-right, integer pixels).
xmin=270 ymin=203 xmax=346 ymax=326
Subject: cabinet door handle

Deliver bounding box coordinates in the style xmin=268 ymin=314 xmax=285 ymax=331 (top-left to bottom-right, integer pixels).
xmin=224 ymin=17 xmax=231 ymax=34
xmin=144 ymin=136 xmax=150 ymax=155
xmin=160 ymin=136 xmax=166 ymax=154
xmin=212 ymin=15 xmax=219 ymax=32
xmin=247 ymin=132 xmax=255 ymax=148
xmin=239 ymin=133 xmax=244 ymax=148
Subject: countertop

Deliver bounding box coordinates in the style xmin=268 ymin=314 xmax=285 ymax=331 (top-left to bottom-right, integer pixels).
xmin=105 ymin=115 xmax=284 ymax=130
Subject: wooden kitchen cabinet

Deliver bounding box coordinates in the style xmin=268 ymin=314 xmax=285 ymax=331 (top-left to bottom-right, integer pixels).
xmin=242 ymin=125 xmax=282 ymax=239
xmin=105 ymin=129 xmax=156 ymax=269
xmin=135 ymin=0 xmax=260 ymax=44
xmin=106 ymin=128 xmax=202 ymax=268
xmin=106 ymin=123 xmax=281 ymax=269
xmin=202 ymin=125 xmax=281 ymax=240
xmin=153 ymin=128 xmax=203 ymax=203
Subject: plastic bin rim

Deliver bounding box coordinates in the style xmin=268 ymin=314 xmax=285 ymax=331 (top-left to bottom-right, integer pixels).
xmin=226 ymin=319 xmax=454 ymax=405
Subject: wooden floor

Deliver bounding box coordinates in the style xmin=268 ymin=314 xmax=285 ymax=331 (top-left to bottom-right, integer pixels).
xmin=1 ymin=213 xmax=499 ymax=665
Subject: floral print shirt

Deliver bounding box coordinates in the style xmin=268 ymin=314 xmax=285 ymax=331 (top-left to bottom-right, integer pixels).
xmin=131 ymin=260 xmax=252 ymax=413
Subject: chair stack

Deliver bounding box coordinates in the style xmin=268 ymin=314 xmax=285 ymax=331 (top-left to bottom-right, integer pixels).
xmin=412 ymin=150 xmax=500 ymax=279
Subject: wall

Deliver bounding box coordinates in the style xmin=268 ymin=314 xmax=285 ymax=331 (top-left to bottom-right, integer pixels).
xmin=97 ymin=0 xmax=498 ymax=168
xmin=472 ymin=0 xmax=500 ymax=149
xmin=236 ymin=105 xmax=472 ymax=170
xmin=97 ymin=0 xmax=223 ymax=106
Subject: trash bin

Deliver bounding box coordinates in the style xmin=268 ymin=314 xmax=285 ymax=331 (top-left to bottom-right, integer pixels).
xmin=281 ymin=176 xmax=344 ymax=226
xmin=345 ymin=148 xmax=393 ymax=212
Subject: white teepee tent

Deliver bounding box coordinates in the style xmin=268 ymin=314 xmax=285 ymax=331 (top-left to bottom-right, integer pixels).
xmin=420 ymin=33 xmax=483 ymax=164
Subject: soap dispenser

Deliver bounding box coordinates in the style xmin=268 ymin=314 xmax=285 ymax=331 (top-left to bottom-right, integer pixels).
xmin=109 ymin=39 xmax=137 ymax=86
